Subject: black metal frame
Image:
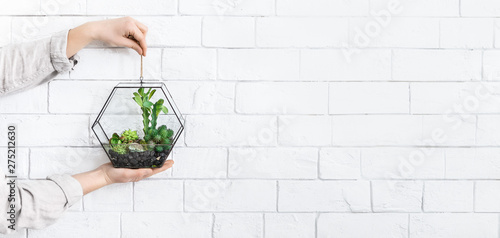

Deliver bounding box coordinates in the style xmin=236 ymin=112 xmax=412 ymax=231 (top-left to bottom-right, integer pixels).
xmin=91 ymin=81 xmax=185 ymax=167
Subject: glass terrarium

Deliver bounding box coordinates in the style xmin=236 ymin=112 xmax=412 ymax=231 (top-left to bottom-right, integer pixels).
xmin=92 ymin=82 xmax=184 ymax=168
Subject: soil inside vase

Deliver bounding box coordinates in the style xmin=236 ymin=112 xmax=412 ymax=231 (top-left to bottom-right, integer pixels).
xmin=108 ymin=149 xmax=168 ymax=168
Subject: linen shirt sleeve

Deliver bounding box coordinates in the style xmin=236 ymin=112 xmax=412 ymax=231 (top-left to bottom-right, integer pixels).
xmin=0 ymin=29 xmax=83 ymax=233
xmin=0 ymin=30 xmax=78 ymax=95
xmin=0 ymin=172 xmax=83 ymax=234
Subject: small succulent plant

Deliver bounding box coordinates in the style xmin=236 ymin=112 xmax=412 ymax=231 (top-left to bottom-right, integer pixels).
xmin=108 ymin=88 xmax=175 ymax=161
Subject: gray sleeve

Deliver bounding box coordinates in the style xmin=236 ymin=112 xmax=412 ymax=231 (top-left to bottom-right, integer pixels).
xmin=0 ymin=173 xmax=83 ymax=234
xmin=0 ymin=30 xmax=79 ymax=96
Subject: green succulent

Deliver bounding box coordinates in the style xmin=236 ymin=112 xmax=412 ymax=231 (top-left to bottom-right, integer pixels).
xmin=111 ymin=140 xmax=127 ymax=154
xmin=160 ymin=138 xmax=171 ymax=145
xmin=155 ymin=146 xmax=164 ymax=152
xmin=121 ymin=129 xmax=138 ymax=143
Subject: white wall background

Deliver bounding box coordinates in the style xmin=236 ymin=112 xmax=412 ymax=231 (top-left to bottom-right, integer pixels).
xmin=1 ymin=0 xmax=500 ymax=237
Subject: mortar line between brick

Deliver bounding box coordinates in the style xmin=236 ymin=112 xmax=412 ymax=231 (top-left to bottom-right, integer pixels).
xmin=408 ymin=83 xmax=411 ymax=114
xmin=275 ymin=181 xmax=279 ymax=212
xmin=132 ymin=182 xmax=135 ymax=212
xmin=421 ymin=182 xmax=425 ymax=212
xmin=274 ymin=0 xmax=277 ymax=16
xmin=315 ymin=213 xmax=319 ymax=238
xmin=183 ymin=180 xmax=186 ymax=212
xmin=473 ymin=181 xmax=476 ymax=212
xmin=262 ymin=213 xmax=266 ymax=238
xmin=226 ymin=148 xmax=229 ymax=178
xmin=369 ymin=181 xmax=373 ymax=212
xmin=407 ymin=214 xmax=410 ymax=238
xmin=211 ymin=213 xmax=215 ymax=238
xmin=459 ymin=0 xmax=462 ymax=17
xmin=254 ymin=17 xmax=258 ymax=47
xmin=120 ymin=213 xmax=123 ymax=238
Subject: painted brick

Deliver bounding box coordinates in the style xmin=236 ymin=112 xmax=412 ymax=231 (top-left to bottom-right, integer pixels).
xmin=330 ymin=82 xmax=409 ymax=114
xmin=372 ymin=180 xmax=423 ymax=212
xmin=213 ymin=213 xmax=262 ymax=238
xmin=278 ymin=181 xmax=371 ymax=212
xmin=349 ymin=17 xmax=439 ymax=48
xmin=0 ymin=115 xmax=89 ymax=146
xmin=411 ymin=82 xmax=500 ymax=114
xmin=265 ymin=213 xmax=315 ymax=238
xmin=440 ymin=18 xmax=494 ymax=48
xmin=30 ymin=147 xmax=108 ymax=179
xmin=361 ymin=148 xmax=445 ymax=179
xmin=0 ymin=83 xmax=47 ymax=113
xmin=11 ymin=17 xmax=103 ymax=42
xmin=218 ymin=49 xmax=300 ymax=81
xmin=135 ymin=16 xmax=202 ymax=47
xmin=392 ymin=49 xmax=482 ymax=81
xmin=423 ymin=181 xmax=473 ymax=212
xmin=172 ymin=148 xmax=227 ymax=178
xmin=476 ymin=115 xmax=500 ymax=146
xmin=0 ymin=17 xmax=11 ymax=47
xmin=41 ymin=0 xmax=86 ymax=15
xmin=332 ymin=115 xmax=422 ymax=146
xmin=179 ymin=0 xmax=274 ymax=16
xmin=70 ymin=48 xmax=162 ymax=80
xmin=482 ymin=50 xmax=500 ymax=80
xmin=49 ymin=81 xmax=117 ymax=114
xmin=277 ymin=0 xmax=369 ymax=16
xmin=445 ymin=148 xmax=500 ymax=179
xmin=317 ymin=213 xmax=408 ymax=238
xmin=422 ymin=115 xmax=476 ymax=146
xmin=185 ymin=180 xmax=276 ymax=211
xmin=319 ymin=148 xmax=361 ymax=179
xmin=87 ymin=0 xmax=176 ymax=15
xmin=461 ymin=0 xmax=500 ymax=17
xmin=256 ymin=17 xmax=349 ymax=47
xmin=475 ymin=181 xmax=500 ymax=212
xmin=0 ymin=0 xmax=40 ymax=15
xmin=185 ymin=115 xmax=277 ymax=146
xmin=83 ymin=183 xmax=133 ymax=211
xmin=167 ymin=81 xmax=235 ymax=114
xmin=29 ymin=212 xmax=120 ymax=238
xmin=300 ymin=49 xmax=391 ymax=81
xmin=370 ymin=0 xmax=459 ymax=17
xmin=162 ymin=48 xmax=217 ymax=80
xmin=121 ymin=212 xmax=212 ymax=238
xmin=410 ymin=214 xmax=498 ymax=238
xmin=202 ymin=17 xmax=254 ymax=47
xmin=134 ymin=180 xmax=183 ymax=211
xmin=228 ymin=148 xmax=317 ymax=179
xmin=236 ymin=82 xmax=328 ymax=114
xmin=278 ymin=116 xmax=332 ymax=146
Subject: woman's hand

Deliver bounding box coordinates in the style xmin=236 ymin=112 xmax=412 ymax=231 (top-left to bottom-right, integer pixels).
xmin=66 ymin=17 xmax=148 ymax=58
xmin=100 ymin=160 xmax=174 ymax=184
xmin=72 ymin=160 xmax=173 ymax=195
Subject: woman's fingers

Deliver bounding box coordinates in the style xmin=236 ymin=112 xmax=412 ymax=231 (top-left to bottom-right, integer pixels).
xmin=120 ymin=37 xmax=143 ymax=56
xmin=130 ymin=26 xmax=147 ymax=56
xmin=134 ymin=19 xmax=148 ymax=35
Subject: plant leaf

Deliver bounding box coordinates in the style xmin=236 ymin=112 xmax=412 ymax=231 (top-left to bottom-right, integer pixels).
xmin=156 ymin=99 xmax=164 ymax=106
xmin=143 ymin=100 xmax=154 ymax=107
xmin=149 ymin=89 xmax=156 ymax=99
xmin=161 ymin=106 xmax=168 ymax=114
xmin=133 ymin=96 xmax=143 ymax=106
xmin=138 ymin=88 xmax=144 ymax=95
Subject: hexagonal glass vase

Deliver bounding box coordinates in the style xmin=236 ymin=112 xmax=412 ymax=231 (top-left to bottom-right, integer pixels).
xmin=92 ymin=82 xmax=184 ymax=168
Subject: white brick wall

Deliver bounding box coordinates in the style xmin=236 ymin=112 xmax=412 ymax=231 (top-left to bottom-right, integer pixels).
xmin=2 ymin=0 xmax=500 ymax=237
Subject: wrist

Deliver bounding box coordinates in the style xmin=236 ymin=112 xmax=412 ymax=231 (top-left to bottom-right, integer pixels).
xmin=98 ymin=165 xmax=114 ymax=185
